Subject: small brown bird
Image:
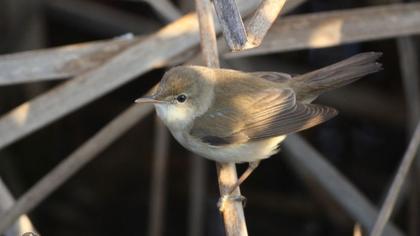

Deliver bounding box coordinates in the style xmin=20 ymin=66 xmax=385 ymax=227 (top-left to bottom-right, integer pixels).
xmin=136 ymin=52 xmax=382 ymax=201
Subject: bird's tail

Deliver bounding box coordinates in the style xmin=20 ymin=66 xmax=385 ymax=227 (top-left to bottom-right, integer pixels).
xmin=291 ymin=52 xmax=382 ymax=101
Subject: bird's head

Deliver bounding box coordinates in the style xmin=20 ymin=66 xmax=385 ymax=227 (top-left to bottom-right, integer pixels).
xmin=135 ymin=66 xmax=215 ymax=128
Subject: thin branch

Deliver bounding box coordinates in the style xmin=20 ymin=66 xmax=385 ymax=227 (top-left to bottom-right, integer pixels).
xmin=226 ymin=2 xmax=420 ymax=58
xmin=213 ymin=0 xmax=248 ymax=51
xmin=283 ymin=135 xmax=404 ymax=236
xmin=215 ymin=164 xmax=248 ymax=235
xmin=0 ymin=178 xmax=37 ymax=236
xmin=195 ymin=0 xmax=247 ymax=235
xmin=0 ymin=104 xmax=154 ymax=234
xmin=245 ymin=0 xmax=287 ymax=47
xmin=213 ymin=0 xmax=303 ymax=51
xmin=370 ymin=122 xmax=420 ymax=236
xmin=195 ymin=0 xmax=220 ymax=68
xmin=0 ymin=36 xmax=139 ymax=86
xmin=148 ymin=116 xmax=170 ymax=236
xmin=0 ymin=34 xmax=199 ymax=86
xmin=187 ymin=0 xmax=306 ymax=62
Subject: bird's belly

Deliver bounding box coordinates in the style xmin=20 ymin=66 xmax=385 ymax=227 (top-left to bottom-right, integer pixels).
xmin=170 ymin=130 xmax=286 ymax=163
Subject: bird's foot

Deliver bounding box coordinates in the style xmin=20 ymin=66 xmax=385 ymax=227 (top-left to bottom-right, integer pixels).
xmin=217 ymin=194 xmax=247 ymax=212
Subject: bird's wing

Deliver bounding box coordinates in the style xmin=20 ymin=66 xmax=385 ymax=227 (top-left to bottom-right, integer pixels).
xmin=190 ymin=88 xmax=337 ymax=146
xmin=249 ymin=71 xmax=292 ymax=83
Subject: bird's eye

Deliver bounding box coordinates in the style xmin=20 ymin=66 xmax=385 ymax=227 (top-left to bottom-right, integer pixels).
xmin=176 ymin=94 xmax=187 ymax=103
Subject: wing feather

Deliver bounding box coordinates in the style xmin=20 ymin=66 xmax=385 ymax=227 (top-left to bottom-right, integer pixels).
xmin=190 ymin=88 xmax=337 ymax=146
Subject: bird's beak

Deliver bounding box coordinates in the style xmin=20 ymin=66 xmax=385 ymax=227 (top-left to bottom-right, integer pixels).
xmin=134 ymin=95 xmax=164 ymax=104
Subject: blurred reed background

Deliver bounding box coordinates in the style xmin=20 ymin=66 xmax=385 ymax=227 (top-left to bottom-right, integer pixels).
xmin=0 ymin=0 xmax=419 ymax=235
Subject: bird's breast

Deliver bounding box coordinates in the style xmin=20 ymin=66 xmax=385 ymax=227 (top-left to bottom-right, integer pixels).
xmin=169 ymin=130 xmax=287 ymax=163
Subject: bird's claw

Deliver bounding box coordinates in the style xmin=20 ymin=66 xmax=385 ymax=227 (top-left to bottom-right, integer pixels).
xmin=217 ymin=194 xmax=247 ymax=212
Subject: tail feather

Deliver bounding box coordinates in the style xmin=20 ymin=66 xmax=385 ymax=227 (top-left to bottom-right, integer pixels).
xmin=291 ymin=52 xmax=382 ymax=100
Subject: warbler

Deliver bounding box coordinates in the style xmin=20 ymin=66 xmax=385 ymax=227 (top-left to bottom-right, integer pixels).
xmin=136 ymin=52 xmax=382 ymax=198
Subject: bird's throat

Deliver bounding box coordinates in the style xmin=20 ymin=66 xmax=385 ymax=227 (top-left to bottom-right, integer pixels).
xmin=155 ymin=103 xmax=195 ymax=130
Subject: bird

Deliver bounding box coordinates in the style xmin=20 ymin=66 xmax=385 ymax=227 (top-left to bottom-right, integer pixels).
xmin=135 ymin=52 xmax=382 ymax=204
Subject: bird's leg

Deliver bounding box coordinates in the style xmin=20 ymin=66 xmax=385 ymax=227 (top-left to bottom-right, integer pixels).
xmin=229 ymin=161 xmax=260 ymax=194
xmin=217 ymin=195 xmax=247 ymax=212
xmin=218 ymin=161 xmax=260 ymax=212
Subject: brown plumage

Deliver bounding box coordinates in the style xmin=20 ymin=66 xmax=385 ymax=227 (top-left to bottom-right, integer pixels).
xmin=135 ymin=52 xmax=382 ymax=194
